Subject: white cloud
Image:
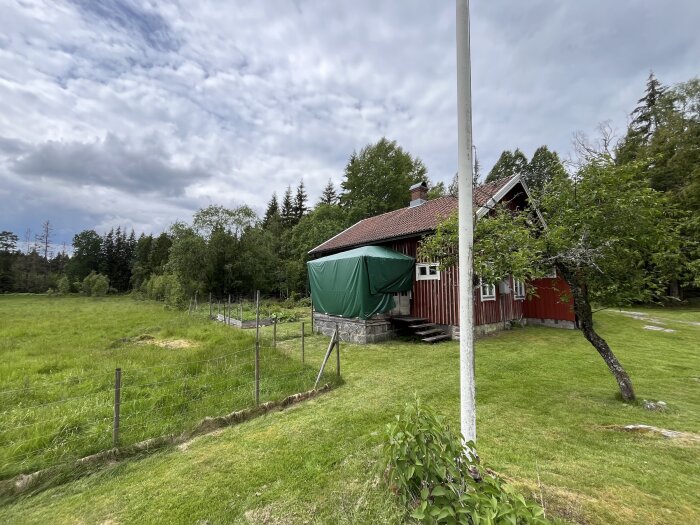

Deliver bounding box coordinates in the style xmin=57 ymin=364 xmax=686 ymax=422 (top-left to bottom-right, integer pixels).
xmin=0 ymin=0 xmax=698 ymax=243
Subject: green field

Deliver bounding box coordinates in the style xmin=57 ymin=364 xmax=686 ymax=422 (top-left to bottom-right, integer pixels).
xmin=1 ymin=296 xmax=699 ymax=524
xmin=0 ymin=295 xmax=336 ymax=481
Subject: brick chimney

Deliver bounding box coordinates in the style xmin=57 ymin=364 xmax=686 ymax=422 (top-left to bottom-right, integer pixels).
xmin=409 ymin=181 xmax=428 ymax=207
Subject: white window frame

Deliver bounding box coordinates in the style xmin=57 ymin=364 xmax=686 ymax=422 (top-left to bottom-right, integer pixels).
xmin=479 ymin=279 xmax=496 ymax=301
xmin=416 ymin=263 xmax=440 ymax=281
xmin=513 ymin=279 xmax=526 ymax=300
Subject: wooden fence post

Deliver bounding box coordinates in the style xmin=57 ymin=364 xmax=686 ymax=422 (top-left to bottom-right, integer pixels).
xmin=194 ymin=291 xmax=198 ymax=311
xmin=113 ymin=368 xmax=121 ymax=447
xmin=314 ymin=326 xmax=337 ymax=390
xmin=227 ymin=295 xmax=231 ymax=325
xmin=209 ymin=292 xmax=212 ymax=318
xmin=273 ymin=319 xmax=277 ymax=349
xmin=301 ymin=321 xmax=305 ymax=364
xmin=255 ymin=290 xmax=260 ymax=405
xmin=335 ymin=322 xmax=340 ymax=379
xmin=310 ymin=300 xmax=314 ymax=333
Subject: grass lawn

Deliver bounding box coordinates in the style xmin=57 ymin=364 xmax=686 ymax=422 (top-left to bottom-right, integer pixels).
xmin=0 ymin=295 xmax=336 ymax=480
xmin=1 ymin=296 xmax=698 ymax=524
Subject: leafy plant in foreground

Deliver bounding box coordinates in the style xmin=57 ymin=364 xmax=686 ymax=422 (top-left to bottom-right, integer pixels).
xmin=383 ymin=400 xmax=557 ymax=524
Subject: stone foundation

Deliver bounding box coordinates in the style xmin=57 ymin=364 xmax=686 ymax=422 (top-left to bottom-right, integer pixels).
xmin=450 ymin=318 xmax=572 ymax=340
xmin=313 ymin=313 xmax=395 ymax=344
xmin=524 ymin=317 xmax=575 ymax=330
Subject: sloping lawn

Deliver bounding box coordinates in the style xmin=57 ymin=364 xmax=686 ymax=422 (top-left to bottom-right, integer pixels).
xmin=0 ymin=299 xmax=698 ymax=524
xmin=0 ymin=295 xmax=336 ymax=480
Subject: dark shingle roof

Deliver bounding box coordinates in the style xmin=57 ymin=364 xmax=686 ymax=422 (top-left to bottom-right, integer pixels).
xmin=309 ymin=175 xmax=517 ymax=255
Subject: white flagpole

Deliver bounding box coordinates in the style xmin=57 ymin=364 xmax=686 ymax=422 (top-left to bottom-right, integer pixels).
xmin=456 ymin=0 xmax=476 ymax=444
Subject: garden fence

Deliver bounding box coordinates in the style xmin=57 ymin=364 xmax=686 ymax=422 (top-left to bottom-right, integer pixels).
xmin=0 ymin=317 xmax=338 ymax=482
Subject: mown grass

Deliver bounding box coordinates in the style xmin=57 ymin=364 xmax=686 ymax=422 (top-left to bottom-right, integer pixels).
xmin=0 ymin=295 xmax=336 ymax=480
xmin=0 ymin=296 xmax=698 ymax=524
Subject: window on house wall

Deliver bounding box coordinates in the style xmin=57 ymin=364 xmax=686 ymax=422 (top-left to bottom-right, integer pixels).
xmin=416 ymin=263 xmax=440 ymax=281
xmin=479 ymin=279 xmax=496 ymax=301
xmin=513 ymin=279 xmax=526 ymax=300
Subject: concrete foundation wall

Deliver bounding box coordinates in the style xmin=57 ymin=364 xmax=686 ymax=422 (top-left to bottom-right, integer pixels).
xmin=524 ymin=317 xmax=576 ymax=330
xmin=449 ymin=318 xmax=573 ymax=340
xmin=313 ymin=313 xmax=395 ymax=344
xmin=313 ymin=313 xmax=574 ymax=345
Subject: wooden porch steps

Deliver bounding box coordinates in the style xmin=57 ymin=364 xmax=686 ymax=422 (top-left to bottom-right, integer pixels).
xmin=415 ymin=328 xmax=444 ymax=337
xmin=390 ymin=316 xmax=451 ymax=344
xmin=422 ymin=334 xmax=452 ymax=344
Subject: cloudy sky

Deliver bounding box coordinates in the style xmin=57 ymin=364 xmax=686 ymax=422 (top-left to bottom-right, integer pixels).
xmin=1 ymin=0 xmax=698 ymax=246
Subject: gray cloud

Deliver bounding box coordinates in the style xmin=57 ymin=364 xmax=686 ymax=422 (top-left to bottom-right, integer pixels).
xmin=68 ymin=0 xmax=180 ymax=52
xmin=12 ymin=134 xmax=207 ymax=197
xmin=0 ymin=0 xmax=698 ymax=244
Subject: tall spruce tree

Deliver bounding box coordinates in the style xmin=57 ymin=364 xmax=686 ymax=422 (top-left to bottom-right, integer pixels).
xmin=263 ymin=193 xmax=280 ymax=227
xmin=280 ymin=186 xmax=295 ymax=227
xmin=617 ymin=72 xmax=667 ymax=163
xmin=524 ymin=146 xmax=567 ymax=197
xmin=486 ymin=149 xmax=528 ymax=182
xmin=293 ymin=181 xmax=309 ymax=222
xmin=319 ymin=179 xmax=338 ymax=206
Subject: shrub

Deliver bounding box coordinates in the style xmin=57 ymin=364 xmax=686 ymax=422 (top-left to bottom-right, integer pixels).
xmin=383 ymin=400 xmax=556 ymax=524
xmin=298 ymin=296 xmax=312 ymax=307
xmin=82 ymin=272 xmax=109 ymax=297
xmin=57 ymin=275 xmax=71 ymax=295
xmin=142 ymin=273 xmax=187 ymax=309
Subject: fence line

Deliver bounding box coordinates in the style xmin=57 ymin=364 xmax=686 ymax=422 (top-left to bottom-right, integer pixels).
xmin=0 ymin=313 xmax=339 ymax=481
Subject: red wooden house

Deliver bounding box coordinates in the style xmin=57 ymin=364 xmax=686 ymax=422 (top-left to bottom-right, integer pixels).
xmin=309 ymin=174 xmax=575 ymax=342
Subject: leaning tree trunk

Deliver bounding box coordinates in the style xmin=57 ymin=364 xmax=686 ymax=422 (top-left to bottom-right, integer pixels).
xmin=558 ymin=265 xmax=636 ymax=402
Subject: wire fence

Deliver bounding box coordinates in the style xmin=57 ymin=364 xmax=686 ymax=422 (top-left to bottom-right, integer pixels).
xmin=0 ymin=318 xmax=337 ymax=481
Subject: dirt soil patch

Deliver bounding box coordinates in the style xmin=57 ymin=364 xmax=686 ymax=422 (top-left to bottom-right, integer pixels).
xmin=132 ymin=335 xmax=197 ymax=349
xmin=604 ymin=424 xmax=700 ymax=444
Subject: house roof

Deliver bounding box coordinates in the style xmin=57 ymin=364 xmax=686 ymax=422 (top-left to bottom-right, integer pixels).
xmin=309 ymin=174 xmax=521 ymax=255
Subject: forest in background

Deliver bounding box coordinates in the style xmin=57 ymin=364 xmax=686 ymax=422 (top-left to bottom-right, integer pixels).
xmin=1 ymin=73 xmax=698 ymax=305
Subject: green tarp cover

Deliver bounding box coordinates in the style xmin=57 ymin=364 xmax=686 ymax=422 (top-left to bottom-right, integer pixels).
xmin=307 ymin=246 xmax=415 ymax=320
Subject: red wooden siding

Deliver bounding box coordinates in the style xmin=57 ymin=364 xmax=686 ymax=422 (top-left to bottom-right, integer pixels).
xmin=524 ymin=276 xmax=575 ymax=322
xmin=386 ymin=238 xmax=529 ymax=327
xmin=387 ymin=238 xmax=459 ymax=326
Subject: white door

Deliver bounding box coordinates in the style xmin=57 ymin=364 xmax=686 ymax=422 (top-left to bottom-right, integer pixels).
xmin=391 ymin=291 xmax=411 ymax=316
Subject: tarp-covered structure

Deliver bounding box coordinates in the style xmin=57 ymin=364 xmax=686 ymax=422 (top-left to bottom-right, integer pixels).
xmin=307 ymin=246 xmax=415 ymax=320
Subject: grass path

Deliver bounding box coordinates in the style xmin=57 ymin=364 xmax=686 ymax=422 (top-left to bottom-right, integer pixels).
xmin=1 ymin=302 xmax=698 ymax=524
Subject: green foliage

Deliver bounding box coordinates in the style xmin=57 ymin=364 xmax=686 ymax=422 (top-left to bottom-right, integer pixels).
xmin=427 ymin=181 xmax=447 ymax=200
xmin=524 ymin=146 xmax=567 ymax=198
xmin=192 ymin=204 xmax=256 ymax=239
xmin=65 ymin=230 xmax=102 ymax=282
xmin=281 ymin=186 xmax=295 ymax=227
xmin=614 ymin=76 xmax=700 ymax=292
xmin=81 ymin=272 xmax=109 ymax=297
xmin=263 ymin=192 xmax=281 ymax=227
xmin=57 ymin=275 xmax=71 ymax=295
xmin=167 ymin=222 xmax=208 ymax=297
xmin=384 ymin=400 xmax=554 ymax=524
xmin=542 ymin=159 xmax=682 ymax=305
xmin=142 ymin=273 xmax=187 ymax=308
xmin=340 ymin=137 xmax=428 ymax=222
xmin=486 ymin=149 xmax=528 ymax=183
xmin=318 ymin=179 xmax=338 ymax=206
xmin=285 ymin=204 xmax=350 ymax=289
xmin=419 ymin=206 xmax=545 ymax=287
